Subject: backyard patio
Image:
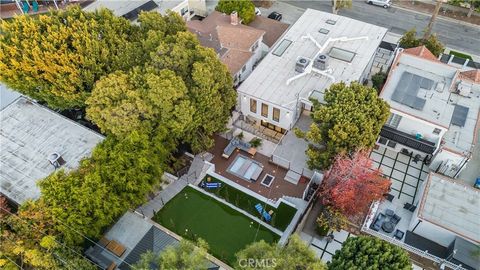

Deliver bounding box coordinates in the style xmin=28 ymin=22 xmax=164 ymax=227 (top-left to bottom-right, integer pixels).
xmin=208 ymin=135 xmax=309 ymax=201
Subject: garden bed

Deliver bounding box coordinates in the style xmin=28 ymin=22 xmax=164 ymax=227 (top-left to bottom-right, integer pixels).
xmin=202 ymin=174 xmax=297 ymax=231
xmin=153 ymin=186 xmax=279 ymax=265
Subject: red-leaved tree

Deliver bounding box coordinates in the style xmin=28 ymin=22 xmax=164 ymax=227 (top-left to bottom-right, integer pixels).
xmin=320 ymin=150 xmax=391 ymax=218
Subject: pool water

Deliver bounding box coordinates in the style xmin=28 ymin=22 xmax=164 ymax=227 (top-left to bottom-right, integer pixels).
xmin=228 ymin=155 xmax=263 ymax=181
xmin=230 ymin=155 xmax=246 ymax=173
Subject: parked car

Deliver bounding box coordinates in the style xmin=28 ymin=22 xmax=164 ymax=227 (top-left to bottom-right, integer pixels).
xmin=267 ymin=11 xmax=282 ymax=21
xmin=366 ymin=0 xmax=391 ymax=8
xmin=255 ymin=7 xmax=261 ymax=16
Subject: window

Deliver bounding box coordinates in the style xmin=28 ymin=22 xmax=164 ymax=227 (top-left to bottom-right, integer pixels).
xmin=387 ymin=141 xmax=397 ymax=148
xmin=385 ymin=113 xmax=402 ymax=128
xmin=273 ymin=107 xmax=280 ymax=122
xmin=318 ymin=28 xmax=329 ymax=34
xmin=261 ymin=103 xmax=268 ymax=118
xmin=250 ymin=99 xmax=257 ymax=113
xmin=326 ymin=19 xmax=336 ymax=25
xmin=242 ymin=65 xmax=246 ymax=72
xmin=433 ymin=128 xmax=441 ymax=135
xmin=272 ymin=39 xmax=292 ymax=57
xmin=328 ymin=47 xmax=356 ymax=63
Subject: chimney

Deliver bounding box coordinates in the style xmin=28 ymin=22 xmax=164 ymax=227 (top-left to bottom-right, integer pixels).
xmin=230 ymin=11 xmax=238 ymax=25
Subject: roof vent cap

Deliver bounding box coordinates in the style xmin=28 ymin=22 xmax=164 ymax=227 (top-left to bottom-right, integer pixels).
xmin=48 ymin=152 xmax=66 ymax=169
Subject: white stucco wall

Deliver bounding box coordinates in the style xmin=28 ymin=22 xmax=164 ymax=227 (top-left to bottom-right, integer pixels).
xmin=409 ymin=215 xmax=456 ymax=247
xmin=392 ymin=108 xmax=446 ymax=145
xmin=239 ymin=94 xmax=295 ymax=130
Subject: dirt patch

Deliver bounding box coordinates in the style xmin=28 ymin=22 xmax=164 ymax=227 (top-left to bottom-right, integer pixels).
xmin=394 ymin=0 xmax=480 ymax=25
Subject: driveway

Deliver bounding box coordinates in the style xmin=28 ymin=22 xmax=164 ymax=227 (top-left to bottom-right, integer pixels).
xmin=281 ymin=0 xmax=480 ymax=56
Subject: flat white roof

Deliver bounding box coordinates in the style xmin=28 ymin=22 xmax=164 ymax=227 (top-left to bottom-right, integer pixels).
xmin=238 ymin=8 xmax=387 ymax=110
xmin=0 ymin=84 xmax=21 ymax=110
xmin=418 ymin=173 xmax=480 ymax=244
xmin=0 ymin=98 xmax=104 ymax=204
xmin=83 ymin=0 xmax=151 ymax=16
xmin=381 ymin=53 xmax=480 ymax=154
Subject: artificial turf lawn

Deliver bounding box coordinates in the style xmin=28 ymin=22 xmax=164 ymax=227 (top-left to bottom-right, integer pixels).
xmin=153 ymin=186 xmax=280 ymax=265
xmin=203 ymin=174 xmax=297 ymax=231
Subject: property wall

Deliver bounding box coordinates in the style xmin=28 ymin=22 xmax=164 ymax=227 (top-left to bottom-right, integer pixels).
xmin=238 ymin=37 xmax=265 ymax=84
xmin=167 ymin=0 xmax=194 ymax=21
xmin=187 ymin=0 xmax=207 ymax=17
xmin=239 ymin=94 xmax=295 ymax=130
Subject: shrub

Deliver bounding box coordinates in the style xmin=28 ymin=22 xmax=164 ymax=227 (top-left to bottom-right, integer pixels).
xmin=371 ymin=70 xmax=387 ymax=91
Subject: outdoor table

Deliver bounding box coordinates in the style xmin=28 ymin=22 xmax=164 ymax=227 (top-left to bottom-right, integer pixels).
xmin=385 ymin=209 xmax=394 ymax=217
xmin=382 ymin=221 xmax=395 ymax=233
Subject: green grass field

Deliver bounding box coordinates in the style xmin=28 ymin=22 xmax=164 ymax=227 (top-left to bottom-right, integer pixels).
xmin=203 ymin=174 xmax=297 ymax=231
xmin=153 ymin=186 xmax=280 ymax=265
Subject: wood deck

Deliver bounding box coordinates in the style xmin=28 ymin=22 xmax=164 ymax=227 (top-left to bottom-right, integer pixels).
xmin=208 ymin=136 xmax=309 ymax=201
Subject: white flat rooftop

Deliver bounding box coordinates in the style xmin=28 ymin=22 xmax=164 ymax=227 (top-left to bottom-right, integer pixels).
xmin=381 ymin=53 xmax=480 ymax=154
xmin=0 ymin=97 xmax=104 ymax=204
xmin=83 ymin=0 xmax=150 ymax=16
xmin=0 ymin=84 xmax=21 ymax=110
xmin=418 ymin=173 xmax=480 ymax=244
xmin=238 ymin=8 xmax=387 ymax=110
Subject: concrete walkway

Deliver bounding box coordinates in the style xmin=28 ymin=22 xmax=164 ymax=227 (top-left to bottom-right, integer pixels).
xmin=136 ymin=155 xmax=211 ymax=218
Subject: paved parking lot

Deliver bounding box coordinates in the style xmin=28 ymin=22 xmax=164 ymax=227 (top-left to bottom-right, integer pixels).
xmin=370 ymin=146 xmax=429 ymax=205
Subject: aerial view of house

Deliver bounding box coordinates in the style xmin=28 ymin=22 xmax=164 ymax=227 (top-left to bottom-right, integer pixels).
xmin=0 ymin=0 xmax=479 ymax=270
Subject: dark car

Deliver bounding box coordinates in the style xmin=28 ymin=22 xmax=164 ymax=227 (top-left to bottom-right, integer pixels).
xmin=268 ymin=11 xmax=282 ymax=21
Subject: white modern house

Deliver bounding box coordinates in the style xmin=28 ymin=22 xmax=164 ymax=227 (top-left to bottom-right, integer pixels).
xmin=379 ymin=46 xmax=480 ymax=178
xmin=236 ymin=9 xmax=387 ymax=134
xmin=0 ymin=97 xmax=104 ymax=204
xmin=364 ymin=172 xmax=480 ymax=270
xmin=83 ymin=0 xmax=207 ymax=21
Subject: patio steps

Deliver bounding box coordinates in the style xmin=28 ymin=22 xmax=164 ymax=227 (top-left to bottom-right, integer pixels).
xmin=285 ymin=170 xmax=301 ymax=185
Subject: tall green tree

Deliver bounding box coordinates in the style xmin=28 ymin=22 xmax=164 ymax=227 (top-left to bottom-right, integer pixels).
xmin=332 ymin=0 xmax=352 ymax=14
xmin=133 ymin=239 xmax=209 ymax=270
xmin=329 ymin=236 xmax=412 ymax=270
xmin=297 ymin=82 xmax=390 ymax=169
xmin=86 ymin=68 xmax=194 ymax=138
xmin=38 ymin=130 xmax=170 ymax=245
xmin=216 ymin=0 xmax=256 ymax=24
xmin=0 ymin=6 xmax=139 ymax=109
xmin=399 ymin=29 xmax=445 ymax=57
xmin=235 ymin=235 xmax=326 ymax=270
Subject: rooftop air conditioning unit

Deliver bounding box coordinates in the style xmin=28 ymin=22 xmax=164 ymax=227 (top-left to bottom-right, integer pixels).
xmin=313 ymin=53 xmax=329 ymax=71
xmin=48 ymin=152 xmax=66 ymax=169
xmin=295 ymin=57 xmax=310 ymax=73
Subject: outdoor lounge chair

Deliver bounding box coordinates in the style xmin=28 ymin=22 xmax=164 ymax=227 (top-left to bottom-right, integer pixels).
xmin=394 ymin=229 xmax=404 ymax=240
xmin=391 ymin=214 xmax=401 ymax=225
xmin=370 ymin=213 xmax=386 ymax=231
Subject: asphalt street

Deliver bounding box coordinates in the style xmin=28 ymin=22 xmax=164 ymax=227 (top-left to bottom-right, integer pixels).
xmin=281 ymin=0 xmax=480 ymax=56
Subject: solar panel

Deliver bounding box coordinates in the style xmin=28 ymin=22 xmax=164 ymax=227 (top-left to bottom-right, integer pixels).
xmin=391 ymin=72 xmax=433 ymax=110
xmin=451 ymin=105 xmax=469 ymax=127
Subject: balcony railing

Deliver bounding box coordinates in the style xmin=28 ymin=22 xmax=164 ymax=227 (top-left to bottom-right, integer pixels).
xmin=380 ymin=126 xmax=436 ymax=154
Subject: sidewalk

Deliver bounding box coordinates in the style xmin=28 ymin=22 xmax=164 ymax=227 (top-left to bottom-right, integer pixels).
xmin=393 ymin=0 xmax=480 ymax=26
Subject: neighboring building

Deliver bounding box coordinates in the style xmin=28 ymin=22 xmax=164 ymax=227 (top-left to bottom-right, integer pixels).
xmin=83 ymin=0 xmax=207 ymax=21
xmin=364 ymin=172 xmax=480 ymax=270
xmin=237 ymin=9 xmax=387 ymax=133
xmin=0 ymin=0 xmax=91 ymax=19
xmin=0 ymin=97 xmax=104 ymax=204
xmin=248 ymin=15 xmax=289 ymax=51
xmin=85 ymin=211 xmax=220 ymax=270
xmin=187 ymin=11 xmax=265 ymax=86
xmin=379 ymin=46 xmax=480 ymax=178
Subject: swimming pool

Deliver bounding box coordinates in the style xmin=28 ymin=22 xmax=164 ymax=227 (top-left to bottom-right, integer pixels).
xmin=228 ymin=155 xmax=264 ymax=181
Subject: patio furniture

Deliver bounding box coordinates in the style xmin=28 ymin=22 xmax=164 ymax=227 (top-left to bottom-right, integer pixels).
xmin=222 ymin=138 xmax=255 ymax=158
xmin=107 ymin=262 xmax=117 ymax=270
xmin=394 ymin=229 xmax=405 ymax=240
xmin=370 ymin=213 xmax=386 ymax=231
xmin=106 ymin=240 xmax=126 ymax=257
xmin=404 ymin=203 xmax=416 ymax=212
xmin=254 ymin=203 xmax=272 ymax=222
xmin=384 ymin=193 xmax=394 ymax=202
xmin=385 ymin=209 xmax=394 ymax=217
xmin=382 ymin=221 xmax=395 ymax=233
xmin=391 ymin=214 xmax=401 ymax=225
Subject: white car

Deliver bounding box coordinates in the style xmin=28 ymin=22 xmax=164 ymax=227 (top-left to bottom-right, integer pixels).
xmin=255 ymin=7 xmax=261 ymax=16
xmin=366 ymin=0 xmax=391 ymax=8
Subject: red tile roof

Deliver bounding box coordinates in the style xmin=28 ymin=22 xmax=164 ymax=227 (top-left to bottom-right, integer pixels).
xmin=459 ymin=69 xmax=480 ymax=83
xmin=403 ymin=45 xmax=439 ymax=62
